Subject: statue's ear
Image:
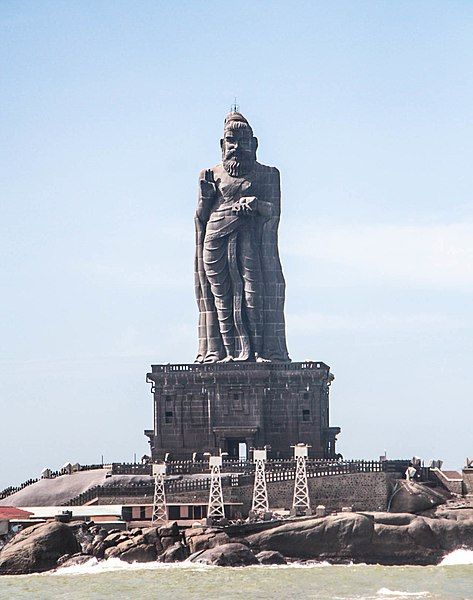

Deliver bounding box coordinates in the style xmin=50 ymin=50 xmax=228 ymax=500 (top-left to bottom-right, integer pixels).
xmin=253 ymin=136 xmax=258 ymax=153
xmin=220 ymin=138 xmax=224 ymax=151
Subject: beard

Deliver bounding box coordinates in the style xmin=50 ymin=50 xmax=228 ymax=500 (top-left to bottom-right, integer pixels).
xmin=222 ymin=154 xmax=255 ymax=177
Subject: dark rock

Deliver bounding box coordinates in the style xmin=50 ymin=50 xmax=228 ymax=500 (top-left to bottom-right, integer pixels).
xmin=0 ymin=522 xmax=80 ymax=575
xmin=158 ymin=542 xmax=189 ymax=563
xmin=161 ymin=535 xmax=180 ymax=550
xmin=56 ymin=553 xmax=92 ymax=569
xmin=189 ymin=543 xmax=258 ymax=567
xmin=119 ymin=544 xmax=157 ymax=563
xmin=91 ymin=541 xmax=107 ymax=559
xmin=158 ymin=522 xmax=179 ymax=538
xmin=185 ymin=530 xmax=230 ymax=554
xmin=129 ymin=528 xmax=143 ymax=537
xmin=104 ymin=532 xmax=127 ymax=545
xmin=248 ymin=512 xmax=473 ymax=566
xmin=104 ymin=538 xmax=137 ymax=559
xmin=142 ymin=526 xmax=159 ymax=545
xmin=388 ymin=481 xmax=450 ymax=513
xmin=256 ymin=550 xmax=287 ymax=565
xmin=247 ymin=513 xmax=373 ymax=562
xmin=81 ymin=543 xmax=94 ymax=555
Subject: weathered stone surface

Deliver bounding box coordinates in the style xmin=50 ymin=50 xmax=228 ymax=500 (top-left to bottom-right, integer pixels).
xmin=389 ymin=481 xmax=450 ymax=513
xmin=0 ymin=522 xmax=80 ymax=575
xmin=142 ymin=526 xmax=159 ymax=545
xmin=56 ymin=553 xmax=92 ymax=569
xmin=256 ymin=550 xmax=286 ymax=565
xmin=104 ymin=532 xmax=127 ymax=545
xmin=158 ymin=542 xmax=189 ymax=563
xmin=158 ymin=523 xmax=179 ymax=538
xmin=189 ymin=542 xmax=258 ymax=567
xmin=91 ymin=540 xmax=106 ymax=559
xmin=185 ymin=530 xmax=230 ymax=554
xmin=247 ymin=514 xmax=373 ymax=561
xmin=104 ymin=538 xmax=137 ymax=559
xmin=119 ymin=544 xmax=157 ymax=563
xmin=247 ymin=512 xmax=473 ymax=565
xmin=161 ymin=535 xmax=180 ymax=550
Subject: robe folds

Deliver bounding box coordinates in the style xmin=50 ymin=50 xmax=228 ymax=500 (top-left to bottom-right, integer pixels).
xmin=194 ymin=161 xmax=290 ymax=363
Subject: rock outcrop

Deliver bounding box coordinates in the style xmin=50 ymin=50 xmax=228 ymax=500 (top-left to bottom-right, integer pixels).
xmin=0 ymin=522 xmax=80 ymax=575
xmin=388 ymin=481 xmax=451 ymax=513
xmin=255 ymin=550 xmax=287 ymax=564
xmin=245 ymin=511 xmax=473 ymax=565
xmin=189 ymin=542 xmax=259 ymax=566
xmin=2 ymin=507 xmax=473 ymax=575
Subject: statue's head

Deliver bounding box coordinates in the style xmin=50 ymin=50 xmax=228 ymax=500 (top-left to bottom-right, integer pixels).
xmin=221 ymin=112 xmax=258 ymax=177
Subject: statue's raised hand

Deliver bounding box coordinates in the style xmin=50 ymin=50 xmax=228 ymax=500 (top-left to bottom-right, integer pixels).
xmin=199 ymin=169 xmax=216 ymax=200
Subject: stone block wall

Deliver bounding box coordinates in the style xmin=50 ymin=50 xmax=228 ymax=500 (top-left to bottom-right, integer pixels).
xmin=145 ymin=362 xmax=339 ymax=460
xmin=95 ymin=473 xmax=399 ymax=515
xmin=264 ymin=472 xmax=396 ymax=513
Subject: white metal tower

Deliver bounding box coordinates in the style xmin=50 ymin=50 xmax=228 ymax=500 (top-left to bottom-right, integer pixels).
xmin=207 ymin=455 xmax=225 ymax=521
xmin=152 ymin=462 xmax=167 ymax=524
xmin=252 ymin=448 xmax=269 ymax=513
xmin=292 ymin=443 xmax=311 ymax=515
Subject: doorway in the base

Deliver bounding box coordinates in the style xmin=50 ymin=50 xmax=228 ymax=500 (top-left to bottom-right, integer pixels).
xmin=227 ymin=439 xmax=248 ymax=460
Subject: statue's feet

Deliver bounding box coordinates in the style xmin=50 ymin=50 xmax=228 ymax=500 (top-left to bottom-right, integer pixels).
xmin=255 ymin=354 xmax=271 ymax=363
xmin=218 ymin=355 xmax=234 ymax=363
xmin=203 ymin=353 xmax=224 ymax=364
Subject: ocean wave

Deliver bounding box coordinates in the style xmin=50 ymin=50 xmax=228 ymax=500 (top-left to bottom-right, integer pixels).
xmin=51 ymin=556 xmax=340 ymax=576
xmin=377 ymin=589 xmax=430 ymax=597
xmin=439 ymin=548 xmax=473 ymax=566
xmin=52 ymin=557 xmax=194 ymax=576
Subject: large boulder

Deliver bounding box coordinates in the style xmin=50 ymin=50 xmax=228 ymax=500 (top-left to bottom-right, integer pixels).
xmin=0 ymin=522 xmax=80 ymax=575
xmin=184 ymin=527 xmax=230 ymax=554
xmin=388 ymin=481 xmax=450 ymax=513
xmin=247 ymin=511 xmax=473 ymax=565
xmin=189 ymin=542 xmax=258 ymax=566
xmin=247 ymin=513 xmax=373 ymax=562
xmin=256 ymin=550 xmax=287 ymax=565
xmin=56 ymin=553 xmax=93 ymax=569
xmin=119 ymin=544 xmax=157 ymax=563
xmin=104 ymin=538 xmax=137 ymax=559
xmin=158 ymin=542 xmax=189 ymax=563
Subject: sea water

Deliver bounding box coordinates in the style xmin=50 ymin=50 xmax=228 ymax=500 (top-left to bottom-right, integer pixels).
xmin=0 ymin=550 xmax=472 ymax=600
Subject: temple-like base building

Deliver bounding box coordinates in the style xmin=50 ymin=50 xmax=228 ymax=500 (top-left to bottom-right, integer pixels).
xmin=145 ymin=361 xmax=340 ymax=460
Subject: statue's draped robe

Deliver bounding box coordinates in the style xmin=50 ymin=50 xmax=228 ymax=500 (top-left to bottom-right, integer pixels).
xmin=195 ymin=162 xmax=290 ymax=363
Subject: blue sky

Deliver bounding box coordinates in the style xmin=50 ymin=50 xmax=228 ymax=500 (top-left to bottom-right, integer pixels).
xmin=1 ymin=1 xmax=472 ymax=488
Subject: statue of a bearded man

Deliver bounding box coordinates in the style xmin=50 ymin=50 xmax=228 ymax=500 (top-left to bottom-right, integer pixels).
xmin=194 ymin=112 xmax=290 ymax=364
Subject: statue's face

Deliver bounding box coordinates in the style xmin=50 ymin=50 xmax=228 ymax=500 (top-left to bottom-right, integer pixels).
xmin=222 ymin=127 xmax=253 ymax=161
xmin=221 ymin=126 xmax=257 ymax=176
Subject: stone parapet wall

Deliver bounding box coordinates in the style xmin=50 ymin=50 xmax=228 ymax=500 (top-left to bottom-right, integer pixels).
xmin=95 ymin=472 xmax=399 ymax=514
xmin=430 ymin=469 xmax=463 ymax=496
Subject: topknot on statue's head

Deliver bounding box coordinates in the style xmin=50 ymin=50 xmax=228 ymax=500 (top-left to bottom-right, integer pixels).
xmin=224 ymin=112 xmax=253 ymax=135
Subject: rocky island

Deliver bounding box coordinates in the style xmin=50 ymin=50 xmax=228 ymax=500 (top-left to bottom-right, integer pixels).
xmin=1 ymin=494 xmax=473 ymax=574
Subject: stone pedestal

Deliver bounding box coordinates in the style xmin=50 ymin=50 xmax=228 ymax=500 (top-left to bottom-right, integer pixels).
xmin=145 ymin=361 xmax=340 ymax=461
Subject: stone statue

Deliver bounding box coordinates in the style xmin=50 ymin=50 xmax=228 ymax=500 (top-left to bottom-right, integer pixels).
xmin=194 ymin=112 xmax=290 ymax=364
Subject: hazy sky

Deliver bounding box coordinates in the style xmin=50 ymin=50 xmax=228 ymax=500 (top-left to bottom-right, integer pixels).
xmin=1 ymin=1 xmax=472 ymax=489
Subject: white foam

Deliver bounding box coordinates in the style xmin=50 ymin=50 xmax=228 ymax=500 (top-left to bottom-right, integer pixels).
xmin=439 ymin=548 xmax=473 ymax=566
xmin=377 ymin=589 xmax=430 ymax=597
xmin=52 ymin=557 xmax=190 ymax=576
